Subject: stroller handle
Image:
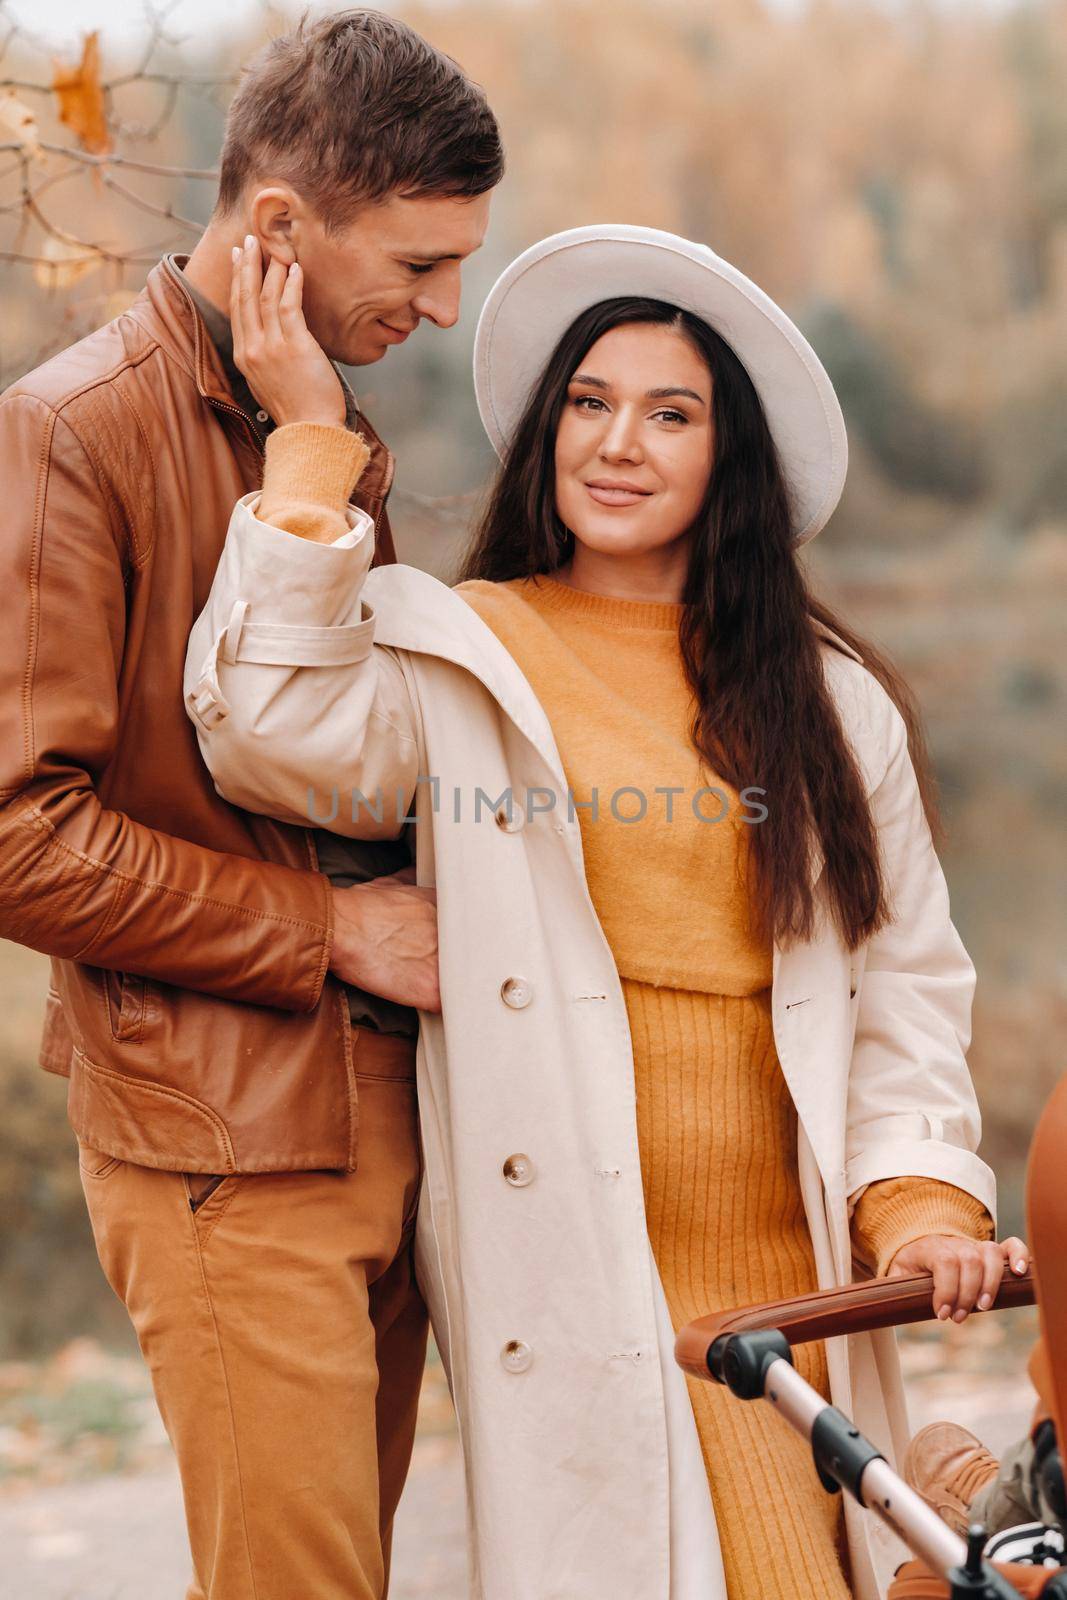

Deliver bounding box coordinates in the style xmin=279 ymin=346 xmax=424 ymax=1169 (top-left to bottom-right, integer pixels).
xmin=675 ymin=1266 xmax=1037 ymax=1381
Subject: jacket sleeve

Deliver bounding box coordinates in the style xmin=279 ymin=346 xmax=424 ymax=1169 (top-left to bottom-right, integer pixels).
xmin=844 ymin=678 xmax=997 ymax=1223
xmin=0 ymin=393 xmax=333 ymax=1013
xmin=183 ymin=493 xmax=420 ymax=841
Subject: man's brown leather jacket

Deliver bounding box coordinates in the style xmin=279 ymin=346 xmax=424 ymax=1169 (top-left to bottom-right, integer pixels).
xmin=0 ymin=257 xmax=401 ymax=1173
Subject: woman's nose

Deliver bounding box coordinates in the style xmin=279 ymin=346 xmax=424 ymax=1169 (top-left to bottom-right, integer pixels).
xmin=599 ymin=409 xmax=644 ymax=463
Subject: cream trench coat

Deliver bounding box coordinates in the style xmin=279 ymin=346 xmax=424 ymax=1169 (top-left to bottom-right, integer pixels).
xmin=185 ymin=495 xmax=997 ymax=1600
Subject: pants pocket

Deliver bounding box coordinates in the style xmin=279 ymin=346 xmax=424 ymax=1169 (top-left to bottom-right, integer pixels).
xmin=352 ymin=1072 xmax=422 ymax=1240
xmin=182 ymin=1173 xmax=230 ymax=1213
xmin=77 ymin=1139 xmax=123 ymax=1180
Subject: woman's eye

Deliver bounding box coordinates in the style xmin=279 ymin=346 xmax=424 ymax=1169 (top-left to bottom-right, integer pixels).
xmin=571 ymin=395 xmax=687 ymax=424
xmin=405 ymin=262 xmax=434 ymax=275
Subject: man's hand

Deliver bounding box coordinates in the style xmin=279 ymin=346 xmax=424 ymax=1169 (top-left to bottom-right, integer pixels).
xmin=329 ymin=870 xmax=440 ymax=1013
xmin=231 ymin=234 xmax=346 ymax=428
xmin=885 ymin=1233 xmax=1031 ymax=1323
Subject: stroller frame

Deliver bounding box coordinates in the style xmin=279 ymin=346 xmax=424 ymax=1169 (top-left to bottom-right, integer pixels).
xmin=705 ymin=1320 xmax=1044 ymax=1600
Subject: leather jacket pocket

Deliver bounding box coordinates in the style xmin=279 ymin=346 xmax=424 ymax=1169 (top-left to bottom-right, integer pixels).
xmin=103 ymin=971 xmax=147 ymax=1043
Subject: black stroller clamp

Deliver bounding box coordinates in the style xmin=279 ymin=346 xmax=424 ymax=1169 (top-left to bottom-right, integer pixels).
xmin=707 ymin=1325 xmax=1029 ymax=1600
xmin=709 ymin=1324 xmax=885 ymax=1497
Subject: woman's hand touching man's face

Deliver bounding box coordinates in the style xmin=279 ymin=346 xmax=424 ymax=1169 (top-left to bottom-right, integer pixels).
xmin=230 ymin=235 xmax=348 ymax=430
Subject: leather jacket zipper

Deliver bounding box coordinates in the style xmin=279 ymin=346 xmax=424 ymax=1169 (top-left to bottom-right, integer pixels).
xmin=209 ymin=396 xmax=266 ymax=457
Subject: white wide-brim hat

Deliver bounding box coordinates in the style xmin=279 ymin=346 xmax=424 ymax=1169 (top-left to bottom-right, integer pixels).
xmin=473 ymin=224 xmax=848 ymax=546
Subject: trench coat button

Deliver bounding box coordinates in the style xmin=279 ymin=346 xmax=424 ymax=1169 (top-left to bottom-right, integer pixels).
xmin=255 ymin=408 xmax=269 ymax=423
xmin=500 ymin=976 xmax=532 ymax=1009
xmin=501 ymin=1339 xmax=533 ymax=1374
xmin=495 ymin=802 xmax=524 ymax=833
xmin=502 ymin=1153 xmax=534 ymax=1187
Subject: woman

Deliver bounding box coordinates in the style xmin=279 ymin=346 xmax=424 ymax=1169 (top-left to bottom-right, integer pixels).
xmin=185 ymin=225 xmax=1028 ymax=1600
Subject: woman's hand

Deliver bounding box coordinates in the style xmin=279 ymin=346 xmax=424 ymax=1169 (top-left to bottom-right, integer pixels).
xmin=230 ymin=234 xmax=346 ymax=429
xmin=885 ymin=1233 xmax=1031 ymax=1322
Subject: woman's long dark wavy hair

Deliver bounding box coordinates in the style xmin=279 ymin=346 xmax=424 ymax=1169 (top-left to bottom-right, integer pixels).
xmin=453 ymin=296 xmax=945 ymax=953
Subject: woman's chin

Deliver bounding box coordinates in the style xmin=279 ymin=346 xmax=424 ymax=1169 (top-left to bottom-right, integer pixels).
xmin=569 ymin=524 xmax=670 ymax=559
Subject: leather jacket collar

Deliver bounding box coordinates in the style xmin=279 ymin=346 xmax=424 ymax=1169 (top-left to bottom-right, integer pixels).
xmin=137 ymin=254 xmax=395 ymax=509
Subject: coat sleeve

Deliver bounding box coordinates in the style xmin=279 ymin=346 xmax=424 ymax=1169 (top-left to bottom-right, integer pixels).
xmin=843 ymin=678 xmax=997 ymax=1223
xmin=184 ymin=494 xmax=420 ymax=841
xmin=0 ymin=393 xmax=332 ymax=1013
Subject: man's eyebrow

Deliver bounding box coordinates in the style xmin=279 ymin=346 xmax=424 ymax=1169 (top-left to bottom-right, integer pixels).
xmin=397 ymin=247 xmax=478 ymax=263
xmin=570 ymin=372 xmax=707 ymax=406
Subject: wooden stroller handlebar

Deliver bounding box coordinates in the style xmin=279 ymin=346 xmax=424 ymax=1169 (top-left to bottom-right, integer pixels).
xmin=675 ymin=1266 xmax=1037 ymax=1380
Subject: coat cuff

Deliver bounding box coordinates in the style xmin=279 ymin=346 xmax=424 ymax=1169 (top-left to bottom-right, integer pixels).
xmin=225 ymin=493 xmax=374 ymax=620
xmin=851 ymin=1176 xmax=995 ymax=1276
xmin=846 ymin=1138 xmax=997 ymax=1228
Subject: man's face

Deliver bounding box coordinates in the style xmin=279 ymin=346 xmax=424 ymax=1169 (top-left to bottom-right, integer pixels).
xmin=272 ymin=188 xmax=493 ymax=367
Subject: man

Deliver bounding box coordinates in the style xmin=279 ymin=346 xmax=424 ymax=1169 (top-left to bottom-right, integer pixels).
xmin=0 ymin=11 xmax=502 ymax=1598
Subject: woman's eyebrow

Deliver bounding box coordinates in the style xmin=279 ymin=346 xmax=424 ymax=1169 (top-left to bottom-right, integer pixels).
xmin=570 ymin=373 xmax=707 ymax=406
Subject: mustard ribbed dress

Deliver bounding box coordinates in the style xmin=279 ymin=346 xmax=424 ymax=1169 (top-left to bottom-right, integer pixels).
xmin=256 ymin=423 xmax=994 ymax=1600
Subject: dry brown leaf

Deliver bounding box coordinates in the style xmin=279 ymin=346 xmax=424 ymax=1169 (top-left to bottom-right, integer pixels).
xmin=33 ymin=236 xmax=103 ymax=291
xmin=0 ymin=91 xmax=41 ymax=157
xmin=52 ymin=32 xmax=112 ymax=158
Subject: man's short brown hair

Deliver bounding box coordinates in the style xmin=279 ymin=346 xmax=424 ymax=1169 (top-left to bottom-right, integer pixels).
xmin=217 ymin=9 xmax=504 ymax=231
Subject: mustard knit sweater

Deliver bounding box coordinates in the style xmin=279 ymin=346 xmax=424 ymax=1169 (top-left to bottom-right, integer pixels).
xmin=260 ymin=423 xmax=994 ymax=1598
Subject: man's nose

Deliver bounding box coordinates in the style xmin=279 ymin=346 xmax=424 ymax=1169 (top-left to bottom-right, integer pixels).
xmin=412 ymin=269 xmax=461 ymax=330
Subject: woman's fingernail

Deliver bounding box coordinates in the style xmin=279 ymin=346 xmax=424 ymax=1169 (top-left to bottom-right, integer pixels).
xmin=244 ymin=234 xmax=255 ymax=250
xmin=978 ymin=1293 xmax=992 ymax=1310
xmin=1014 ymin=1260 xmax=1027 ymax=1273
xmin=953 ymin=1308 xmax=968 ymax=1322
xmin=231 ymin=246 xmax=241 ymax=263
xmin=937 ymin=1305 xmax=950 ymax=1320
xmin=289 ymin=262 xmax=299 ymax=276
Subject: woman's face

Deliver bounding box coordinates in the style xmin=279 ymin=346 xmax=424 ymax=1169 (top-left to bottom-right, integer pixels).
xmin=553 ymin=321 xmax=715 ymax=561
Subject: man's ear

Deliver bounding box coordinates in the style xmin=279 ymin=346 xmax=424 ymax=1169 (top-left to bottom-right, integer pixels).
xmin=247 ymin=185 xmax=300 ymax=267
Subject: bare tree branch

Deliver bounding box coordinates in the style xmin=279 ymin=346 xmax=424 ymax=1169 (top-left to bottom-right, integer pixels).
xmin=34 ymin=143 xmax=218 ymax=180
xmin=0 ymin=0 xmax=236 ymax=377
xmin=98 ymin=169 xmax=202 ymax=232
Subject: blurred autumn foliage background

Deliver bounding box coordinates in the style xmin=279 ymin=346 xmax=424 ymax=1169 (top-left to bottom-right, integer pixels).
xmin=1 ymin=0 xmax=1065 ymax=1356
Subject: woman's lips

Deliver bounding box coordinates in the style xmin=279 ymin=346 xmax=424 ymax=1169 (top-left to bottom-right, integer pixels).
xmin=378 ymin=320 xmax=412 ymax=344
xmin=585 ymin=484 xmax=653 ymax=507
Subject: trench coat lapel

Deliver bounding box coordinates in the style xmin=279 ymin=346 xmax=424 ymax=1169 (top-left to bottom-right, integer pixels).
xmin=365 ymin=564 xmax=569 ymax=792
